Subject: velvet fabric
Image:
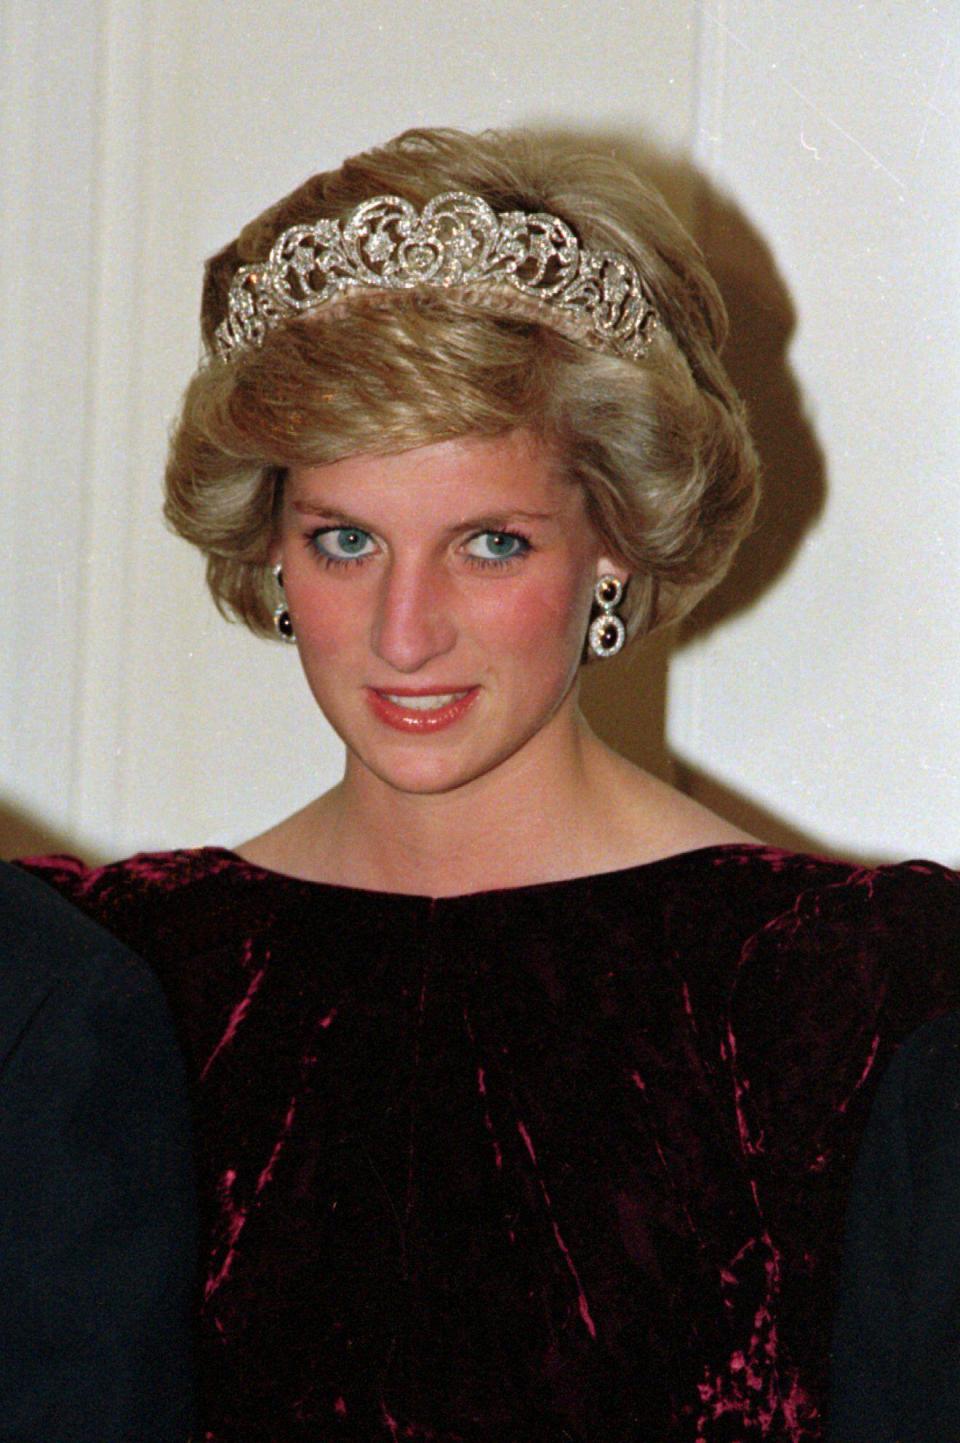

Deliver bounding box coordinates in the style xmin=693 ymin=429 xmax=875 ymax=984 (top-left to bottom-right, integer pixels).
xmin=18 ymin=844 xmax=960 ymax=1442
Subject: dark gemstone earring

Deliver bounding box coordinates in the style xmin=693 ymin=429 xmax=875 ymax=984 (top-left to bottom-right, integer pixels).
xmin=588 ymin=575 xmax=626 ymax=659
xmin=272 ymin=563 xmax=297 ymax=644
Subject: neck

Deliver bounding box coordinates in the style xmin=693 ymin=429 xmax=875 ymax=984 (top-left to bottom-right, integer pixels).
xmin=315 ymin=702 xmax=626 ymax=896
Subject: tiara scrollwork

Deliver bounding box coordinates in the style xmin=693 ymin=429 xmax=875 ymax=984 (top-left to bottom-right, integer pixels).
xmin=212 ymin=192 xmax=659 ymax=364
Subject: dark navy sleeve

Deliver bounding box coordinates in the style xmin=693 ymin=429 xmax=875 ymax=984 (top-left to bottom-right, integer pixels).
xmin=829 ymin=1010 xmax=960 ymax=1443
xmin=0 ymin=863 xmax=197 ymax=1442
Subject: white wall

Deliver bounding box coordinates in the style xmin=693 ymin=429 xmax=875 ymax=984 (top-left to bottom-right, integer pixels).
xmin=3 ymin=0 xmax=958 ymax=866
xmin=670 ymin=0 xmax=960 ymax=862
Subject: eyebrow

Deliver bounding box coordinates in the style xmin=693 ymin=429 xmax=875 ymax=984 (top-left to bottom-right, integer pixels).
xmin=290 ymin=501 xmax=559 ymax=531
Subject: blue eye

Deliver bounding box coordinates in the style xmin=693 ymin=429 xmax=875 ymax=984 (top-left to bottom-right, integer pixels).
xmin=464 ymin=531 xmax=530 ymax=563
xmin=311 ymin=527 xmax=376 ymax=563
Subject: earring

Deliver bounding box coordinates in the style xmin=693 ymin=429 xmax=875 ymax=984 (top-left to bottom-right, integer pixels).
xmin=588 ymin=575 xmax=626 ymax=659
xmin=272 ymin=563 xmax=296 ymax=644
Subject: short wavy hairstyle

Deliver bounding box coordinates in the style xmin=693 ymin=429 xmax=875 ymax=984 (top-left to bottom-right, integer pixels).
xmin=165 ymin=126 xmax=759 ymax=647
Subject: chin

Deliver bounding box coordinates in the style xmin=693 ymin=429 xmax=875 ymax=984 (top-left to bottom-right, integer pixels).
xmin=362 ymin=755 xmax=493 ymax=797
xmin=347 ymin=728 xmax=520 ymax=796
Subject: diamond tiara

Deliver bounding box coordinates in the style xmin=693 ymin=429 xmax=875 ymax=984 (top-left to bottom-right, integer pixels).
xmin=212 ymin=191 xmax=659 ymax=364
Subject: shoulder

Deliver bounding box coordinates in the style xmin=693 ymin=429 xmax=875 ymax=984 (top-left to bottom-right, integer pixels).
xmin=11 ymin=849 xmax=310 ymax=1051
xmin=692 ymin=845 xmax=960 ymax=986
xmin=13 ymin=845 xmax=240 ymax=904
xmin=13 ymin=846 xmax=271 ymax=955
xmin=0 ymin=869 xmax=194 ymax=1236
xmin=657 ymin=844 xmax=960 ymax=963
xmin=11 ymin=849 xmax=291 ymax=1082
xmin=666 ymin=846 xmax=960 ymax=1160
xmin=0 ymin=855 xmax=187 ymax=1065
xmin=653 ymin=844 xmax=960 ymax=1045
xmin=0 ymin=858 xmax=129 ymax=962
xmin=0 ymin=859 xmax=178 ymax=1066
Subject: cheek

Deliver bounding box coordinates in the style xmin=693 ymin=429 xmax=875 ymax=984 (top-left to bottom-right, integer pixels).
xmin=478 ymin=570 xmax=590 ymax=660
xmin=288 ymin=585 xmax=360 ymax=665
xmin=286 ymin=561 xmax=593 ymax=667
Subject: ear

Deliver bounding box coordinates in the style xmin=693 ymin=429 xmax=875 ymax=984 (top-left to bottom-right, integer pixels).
xmin=595 ymin=556 xmax=630 ymax=589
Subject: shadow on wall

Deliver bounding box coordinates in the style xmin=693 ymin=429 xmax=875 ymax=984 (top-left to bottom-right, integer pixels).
xmin=0 ymin=803 xmax=83 ymax=865
xmin=573 ymin=129 xmax=832 ymax=857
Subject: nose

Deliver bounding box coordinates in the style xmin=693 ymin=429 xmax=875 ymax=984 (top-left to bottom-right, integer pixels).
xmin=370 ymin=557 xmax=458 ymax=673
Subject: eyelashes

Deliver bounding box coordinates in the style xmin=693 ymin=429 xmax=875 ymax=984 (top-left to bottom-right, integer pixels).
xmin=305 ymin=526 xmax=533 ymax=572
xmin=462 ymin=530 xmax=532 ymax=568
xmin=307 ymin=526 xmax=376 ymax=567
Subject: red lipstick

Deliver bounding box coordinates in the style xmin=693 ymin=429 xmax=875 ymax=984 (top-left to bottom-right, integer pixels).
xmin=366 ymin=686 xmax=479 ymax=733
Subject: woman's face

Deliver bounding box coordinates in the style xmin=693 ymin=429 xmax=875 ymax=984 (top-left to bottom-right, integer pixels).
xmin=274 ymin=429 xmax=625 ymax=797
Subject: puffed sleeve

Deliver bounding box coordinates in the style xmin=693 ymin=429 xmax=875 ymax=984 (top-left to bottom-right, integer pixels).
xmin=829 ymin=1011 xmax=960 ymax=1443
xmin=0 ymin=863 xmax=197 ymax=1442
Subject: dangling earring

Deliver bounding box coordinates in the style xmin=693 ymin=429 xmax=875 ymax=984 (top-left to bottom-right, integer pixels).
xmin=588 ymin=575 xmax=626 ymax=659
xmin=272 ymin=563 xmax=296 ymax=644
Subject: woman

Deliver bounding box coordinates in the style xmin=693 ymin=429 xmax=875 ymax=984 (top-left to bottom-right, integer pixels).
xmin=20 ymin=127 xmax=960 ymax=1441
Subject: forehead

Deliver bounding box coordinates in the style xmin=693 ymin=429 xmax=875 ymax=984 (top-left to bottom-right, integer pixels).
xmin=284 ymin=430 xmax=584 ymax=521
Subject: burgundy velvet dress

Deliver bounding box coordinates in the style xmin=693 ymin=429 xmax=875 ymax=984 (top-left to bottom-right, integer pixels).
xmin=18 ymin=844 xmax=960 ymax=1442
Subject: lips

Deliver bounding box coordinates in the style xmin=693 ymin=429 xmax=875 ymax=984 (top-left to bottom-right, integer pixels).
xmin=366 ymin=686 xmax=480 ymax=733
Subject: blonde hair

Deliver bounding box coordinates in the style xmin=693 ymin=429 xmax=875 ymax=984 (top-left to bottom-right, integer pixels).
xmin=165 ymin=126 xmax=759 ymax=646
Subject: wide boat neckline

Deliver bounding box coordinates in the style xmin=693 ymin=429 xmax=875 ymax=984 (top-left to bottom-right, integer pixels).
xmin=201 ymin=840 xmax=801 ymax=904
